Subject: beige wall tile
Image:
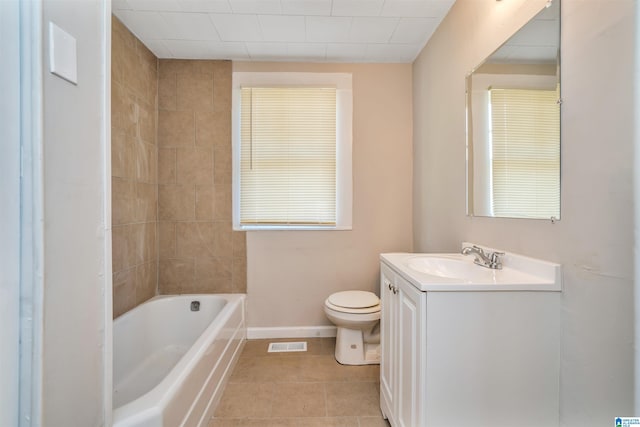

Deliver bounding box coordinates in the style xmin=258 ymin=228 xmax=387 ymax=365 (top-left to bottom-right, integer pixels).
xmin=214 ymin=185 xmax=232 ymax=220
xmin=112 ymin=177 xmax=136 ymax=225
xmin=159 ymin=258 xmax=194 ymax=294
xmin=158 ymin=148 xmax=177 ymax=184
xmin=136 ymin=261 xmax=157 ymax=304
xmin=213 ymin=221 xmax=232 ymax=256
xmin=176 ymin=222 xmax=215 ymax=257
xmin=213 ymin=70 xmax=232 ymax=113
xmin=113 ymin=267 xmax=136 ymax=318
xmin=158 ymin=184 xmax=195 ymax=220
xmin=138 ymin=101 xmax=156 ymax=143
xmin=177 ymin=74 xmax=214 ymax=112
xmin=194 ymin=257 xmax=233 ymax=293
xmin=112 ymin=225 xmax=134 ymax=272
xmin=195 ymin=111 xmax=231 ymax=148
xmin=159 ymin=75 xmax=177 ymax=111
xmin=195 ymin=185 xmax=215 ymax=220
xmin=232 ymin=257 xmax=247 ymax=293
xmin=159 ymin=222 xmax=177 ymax=259
xmin=112 ymin=130 xmax=135 ymax=179
xmin=232 ymin=231 xmax=246 ymax=258
xmin=136 ymin=39 xmax=157 ymax=71
xmin=135 ymin=140 xmax=157 ymax=184
xmin=159 ymin=59 xmax=196 ymax=78
xmin=176 ymin=146 xmax=214 ymax=185
xmin=213 ymin=145 xmax=232 ymax=184
xmin=112 ymin=15 xmax=159 ymax=319
xmin=135 ymin=182 xmax=157 ymax=222
xmin=112 ymin=82 xmax=138 ymax=137
xmin=158 ymin=110 xmax=195 ymax=147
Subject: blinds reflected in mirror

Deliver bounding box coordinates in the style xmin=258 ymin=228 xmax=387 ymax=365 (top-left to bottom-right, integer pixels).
xmin=490 ymin=88 xmax=560 ymax=219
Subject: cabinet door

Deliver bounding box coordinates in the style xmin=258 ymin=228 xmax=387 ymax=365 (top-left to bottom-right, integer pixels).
xmin=396 ymin=277 xmax=426 ymax=427
xmin=379 ymin=264 xmax=396 ymax=422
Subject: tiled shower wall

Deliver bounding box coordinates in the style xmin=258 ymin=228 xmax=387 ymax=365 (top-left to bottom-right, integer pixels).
xmin=157 ymin=60 xmax=247 ymax=294
xmin=111 ymin=18 xmax=246 ymax=318
xmin=111 ymin=17 xmax=158 ymax=318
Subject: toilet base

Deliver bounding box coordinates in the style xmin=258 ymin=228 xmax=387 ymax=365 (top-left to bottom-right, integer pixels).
xmin=334 ymin=327 xmax=381 ymax=365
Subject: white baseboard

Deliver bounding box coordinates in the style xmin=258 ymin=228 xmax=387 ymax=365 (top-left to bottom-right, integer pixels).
xmin=246 ymin=326 xmax=337 ymax=340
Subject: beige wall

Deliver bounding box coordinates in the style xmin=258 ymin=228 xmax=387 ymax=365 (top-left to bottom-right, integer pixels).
xmin=233 ymin=62 xmax=414 ymax=329
xmin=157 ymin=60 xmax=247 ymax=294
xmin=413 ymin=0 xmax=634 ymax=424
xmin=111 ymin=17 xmax=159 ymax=317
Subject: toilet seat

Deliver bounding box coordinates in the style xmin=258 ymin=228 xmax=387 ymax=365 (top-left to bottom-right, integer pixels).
xmin=325 ymin=291 xmax=381 ymax=314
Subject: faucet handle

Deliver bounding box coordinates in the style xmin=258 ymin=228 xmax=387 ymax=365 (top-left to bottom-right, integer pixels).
xmin=489 ymin=251 xmax=504 ymax=269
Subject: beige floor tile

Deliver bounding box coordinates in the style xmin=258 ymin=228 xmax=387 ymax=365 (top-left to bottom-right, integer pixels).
xmin=294 ymin=416 xmax=359 ymax=426
xmin=358 ymin=416 xmax=391 ymax=427
xmin=325 ymin=382 xmax=381 ymax=417
xmin=237 ymin=418 xmax=297 ymax=426
xmin=214 ymin=382 xmax=273 ymax=418
xmin=270 ymin=382 xmax=327 ymax=418
xmin=306 ymin=356 xmax=380 ymax=382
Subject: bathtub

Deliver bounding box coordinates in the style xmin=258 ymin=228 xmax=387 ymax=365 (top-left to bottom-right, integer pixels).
xmin=113 ymin=294 xmax=246 ymax=427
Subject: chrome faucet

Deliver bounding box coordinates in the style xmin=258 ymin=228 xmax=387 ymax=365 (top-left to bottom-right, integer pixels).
xmin=461 ymin=245 xmax=504 ymax=269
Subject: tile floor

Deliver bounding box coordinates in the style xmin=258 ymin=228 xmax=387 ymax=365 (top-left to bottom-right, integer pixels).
xmin=209 ymin=338 xmax=391 ymax=427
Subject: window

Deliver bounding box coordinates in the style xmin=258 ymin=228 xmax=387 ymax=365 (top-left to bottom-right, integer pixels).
xmin=490 ymin=87 xmax=560 ymax=219
xmin=232 ymin=72 xmax=352 ymax=230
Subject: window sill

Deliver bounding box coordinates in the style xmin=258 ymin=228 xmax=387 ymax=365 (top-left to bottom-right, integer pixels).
xmin=234 ymin=225 xmax=353 ymax=231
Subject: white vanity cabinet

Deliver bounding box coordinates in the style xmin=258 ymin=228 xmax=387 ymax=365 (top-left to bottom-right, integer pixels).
xmin=380 ymin=262 xmax=426 ymax=427
xmin=380 ymin=253 xmax=561 ymax=427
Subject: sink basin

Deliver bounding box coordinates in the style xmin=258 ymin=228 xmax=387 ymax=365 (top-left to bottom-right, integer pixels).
xmin=406 ymin=254 xmax=490 ymax=281
xmin=381 ymin=244 xmax=562 ymax=291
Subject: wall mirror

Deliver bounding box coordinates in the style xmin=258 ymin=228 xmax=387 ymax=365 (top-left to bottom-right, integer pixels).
xmin=466 ymin=0 xmax=560 ymax=220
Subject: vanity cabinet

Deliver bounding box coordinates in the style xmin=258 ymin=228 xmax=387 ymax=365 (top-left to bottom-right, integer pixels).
xmin=380 ymin=262 xmax=426 ymax=427
xmin=380 ymin=255 xmax=560 ymax=427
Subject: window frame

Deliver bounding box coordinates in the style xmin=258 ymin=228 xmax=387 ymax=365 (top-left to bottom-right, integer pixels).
xmin=232 ymin=72 xmax=353 ymax=231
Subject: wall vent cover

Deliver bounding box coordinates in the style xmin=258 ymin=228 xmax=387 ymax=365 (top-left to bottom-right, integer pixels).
xmin=267 ymin=341 xmax=307 ymax=353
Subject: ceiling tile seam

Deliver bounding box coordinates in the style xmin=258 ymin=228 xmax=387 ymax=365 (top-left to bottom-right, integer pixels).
xmin=206 ymin=14 xmax=223 ymax=42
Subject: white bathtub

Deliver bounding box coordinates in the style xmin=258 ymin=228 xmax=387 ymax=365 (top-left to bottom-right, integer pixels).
xmin=113 ymin=294 xmax=246 ymax=427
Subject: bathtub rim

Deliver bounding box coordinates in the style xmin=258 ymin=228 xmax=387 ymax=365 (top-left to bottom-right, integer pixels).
xmin=112 ymin=293 xmax=246 ymax=425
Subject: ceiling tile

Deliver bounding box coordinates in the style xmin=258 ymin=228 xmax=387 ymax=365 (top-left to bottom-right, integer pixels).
xmin=381 ymin=0 xmax=455 ymax=18
xmin=208 ymin=42 xmax=250 ymax=59
xmin=160 ymin=12 xmax=219 ymax=40
xmin=349 ymin=17 xmax=399 ymax=43
xmin=246 ymin=42 xmax=289 ymax=60
xmin=258 ymin=15 xmax=306 ymax=42
xmin=365 ymin=43 xmax=420 ymax=62
xmin=331 ymin=0 xmax=383 ymax=17
xmin=114 ymin=10 xmax=169 ymax=40
xmin=287 ymin=43 xmax=327 ymax=61
xmin=281 ymin=0 xmax=332 ymax=16
xmin=325 ymin=43 xmax=367 ymax=62
xmin=306 ymin=16 xmax=352 ymax=43
xmin=229 ymin=0 xmax=281 ymax=15
xmin=210 ymin=14 xmax=262 ymax=42
xmin=178 ymin=0 xmax=232 ymax=13
xmin=141 ymin=39 xmax=172 ymax=58
xmin=390 ymin=17 xmax=438 ymax=44
xmin=126 ymin=0 xmax=182 ymax=12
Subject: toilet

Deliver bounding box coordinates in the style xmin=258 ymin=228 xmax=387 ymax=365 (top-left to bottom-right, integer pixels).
xmin=324 ymin=290 xmax=381 ymax=365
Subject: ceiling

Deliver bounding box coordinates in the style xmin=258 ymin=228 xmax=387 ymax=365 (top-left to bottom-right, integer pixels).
xmin=112 ymin=0 xmax=456 ymax=63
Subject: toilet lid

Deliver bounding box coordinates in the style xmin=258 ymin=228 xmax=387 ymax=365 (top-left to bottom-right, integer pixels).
xmin=327 ymin=291 xmax=379 ymax=309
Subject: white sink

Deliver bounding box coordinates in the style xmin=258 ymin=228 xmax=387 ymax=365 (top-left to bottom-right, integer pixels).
xmin=381 ymin=243 xmax=562 ymax=292
xmin=406 ymin=254 xmax=491 ymax=281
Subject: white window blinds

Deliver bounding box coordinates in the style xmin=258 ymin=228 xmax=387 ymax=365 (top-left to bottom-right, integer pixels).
xmin=490 ymin=88 xmax=560 ymax=219
xmin=239 ymin=87 xmax=337 ymax=226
